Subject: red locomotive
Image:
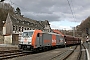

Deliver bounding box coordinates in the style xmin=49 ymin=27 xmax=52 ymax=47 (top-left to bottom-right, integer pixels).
xmin=18 ymin=30 xmax=65 ymax=52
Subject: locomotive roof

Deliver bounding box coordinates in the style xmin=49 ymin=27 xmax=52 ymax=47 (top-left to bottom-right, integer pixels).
xmin=23 ymin=30 xmax=35 ymax=32
xmin=23 ymin=30 xmax=62 ymax=36
xmin=41 ymin=32 xmax=62 ymax=36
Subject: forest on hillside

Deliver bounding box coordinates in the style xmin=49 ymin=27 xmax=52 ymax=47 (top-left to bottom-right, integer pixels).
xmin=76 ymin=17 xmax=90 ymax=37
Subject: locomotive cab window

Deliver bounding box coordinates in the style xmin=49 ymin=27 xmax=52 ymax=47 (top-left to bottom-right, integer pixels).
xmin=22 ymin=32 xmax=33 ymax=37
xmin=28 ymin=32 xmax=33 ymax=37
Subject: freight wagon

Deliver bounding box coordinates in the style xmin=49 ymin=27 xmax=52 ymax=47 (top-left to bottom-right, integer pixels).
xmin=64 ymin=35 xmax=81 ymax=46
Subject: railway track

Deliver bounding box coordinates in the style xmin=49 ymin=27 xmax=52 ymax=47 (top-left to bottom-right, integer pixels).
xmin=0 ymin=44 xmax=87 ymax=60
xmin=49 ymin=44 xmax=88 ymax=60
xmin=5 ymin=46 xmax=75 ymax=60
xmin=0 ymin=50 xmax=30 ymax=60
xmin=49 ymin=45 xmax=77 ymax=60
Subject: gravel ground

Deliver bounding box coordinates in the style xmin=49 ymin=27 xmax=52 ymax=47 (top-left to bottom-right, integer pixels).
xmin=66 ymin=45 xmax=80 ymax=60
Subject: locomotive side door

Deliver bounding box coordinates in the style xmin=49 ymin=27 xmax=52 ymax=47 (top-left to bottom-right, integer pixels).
xmin=39 ymin=33 xmax=43 ymax=46
xmin=37 ymin=33 xmax=43 ymax=47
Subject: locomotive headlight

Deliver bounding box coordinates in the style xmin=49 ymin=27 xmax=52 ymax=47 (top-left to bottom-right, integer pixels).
xmin=27 ymin=46 xmax=30 ymax=48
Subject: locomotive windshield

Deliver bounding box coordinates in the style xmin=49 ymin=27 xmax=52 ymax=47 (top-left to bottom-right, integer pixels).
xmin=22 ymin=32 xmax=33 ymax=37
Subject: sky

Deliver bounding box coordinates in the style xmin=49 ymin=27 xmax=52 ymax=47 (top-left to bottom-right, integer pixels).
xmin=4 ymin=0 xmax=90 ymax=30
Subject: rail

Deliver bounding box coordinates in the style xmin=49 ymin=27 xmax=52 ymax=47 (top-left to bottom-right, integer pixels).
xmin=83 ymin=44 xmax=90 ymax=60
xmin=77 ymin=44 xmax=89 ymax=60
xmin=0 ymin=50 xmax=30 ymax=60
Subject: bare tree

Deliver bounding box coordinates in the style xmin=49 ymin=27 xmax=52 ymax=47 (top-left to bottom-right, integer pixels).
xmin=16 ymin=7 xmax=21 ymax=15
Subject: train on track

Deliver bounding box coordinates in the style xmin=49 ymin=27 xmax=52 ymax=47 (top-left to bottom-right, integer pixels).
xmin=18 ymin=30 xmax=81 ymax=52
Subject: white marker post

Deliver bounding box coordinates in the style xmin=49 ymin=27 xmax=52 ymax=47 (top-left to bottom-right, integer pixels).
xmin=65 ymin=42 xmax=66 ymax=48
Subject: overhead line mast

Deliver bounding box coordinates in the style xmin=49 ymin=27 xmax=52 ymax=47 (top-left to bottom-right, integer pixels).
xmin=67 ymin=0 xmax=76 ymax=37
